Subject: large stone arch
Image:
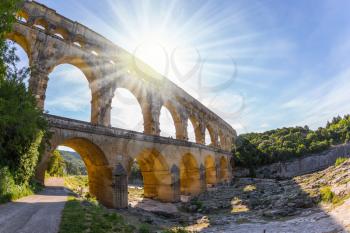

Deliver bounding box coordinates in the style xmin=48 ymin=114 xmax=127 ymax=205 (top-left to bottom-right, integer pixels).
xmin=37 ymin=136 xmax=113 ymax=207
xmin=204 ymin=155 xmax=217 ymax=185
xmin=5 ymin=31 xmax=31 ymax=61
xmin=206 ymin=123 xmax=217 ymax=146
xmin=161 ymin=101 xmax=186 ymax=140
xmin=219 ymin=156 xmax=230 ymax=182
xmin=111 ymin=78 xmax=147 ymax=131
xmin=189 ymin=116 xmax=205 ymax=144
xmin=134 ymin=149 xmax=172 ymax=200
xmin=180 ymin=153 xmax=201 ymax=195
xmin=51 ymin=56 xmax=97 ymax=83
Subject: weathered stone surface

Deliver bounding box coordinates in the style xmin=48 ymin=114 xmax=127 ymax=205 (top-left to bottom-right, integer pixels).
xmin=9 ymin=1 xmax=238 ymax=209
xmin=36 ymin=114 xmax=233 ymax=208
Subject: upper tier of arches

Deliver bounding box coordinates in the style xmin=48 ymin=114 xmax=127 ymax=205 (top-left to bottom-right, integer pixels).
xmin=8 ymin=1 xmax=236 ymax=152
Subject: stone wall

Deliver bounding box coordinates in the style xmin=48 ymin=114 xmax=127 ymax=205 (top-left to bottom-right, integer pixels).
xmin=234 ymin=143 xmax=350 ymax=179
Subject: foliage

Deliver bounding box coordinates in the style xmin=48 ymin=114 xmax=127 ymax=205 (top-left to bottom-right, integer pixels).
xmin=129 ymin=160 xmax=143 ymax=185
xmin=64 ymin=175 xmax=89 ymax=196
xmin=0 ymin=166 xmax=43 ymax=203
xmin=0 ymin=0 xmax=49 ymax=202
xmin=320 ymin=186 xmax=334 ymax=203
xmin=335 ymin=157 xmax=348 ymax=167
xmin=0 ymin=0 xmax=22 ymax=78
xmin=233 ymin=115 xmax=350 ymax=168
xmin=60 ymin=150 xmax=87 ymax=175
xmin=162 ymin=228 xmax=190 ymax=233
xmin=59 ymin=197 xmax=135 ymax=233
xmin=139 ymin=224 xmax=151 ymax=233
xmin=47 ymin=150 xmax=65 ymax=177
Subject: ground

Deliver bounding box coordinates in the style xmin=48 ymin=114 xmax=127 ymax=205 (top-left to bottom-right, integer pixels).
xmin=122 ymin=159 xmax=350 ymax=232
xmin=0 ymin=186 xmax=68 ymax=233
xmin=1 ymin=159 xmax=350 ymax=233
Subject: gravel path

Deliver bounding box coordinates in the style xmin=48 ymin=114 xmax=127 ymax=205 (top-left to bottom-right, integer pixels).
xmin=0 ymin=180 xmax=68 ymax=233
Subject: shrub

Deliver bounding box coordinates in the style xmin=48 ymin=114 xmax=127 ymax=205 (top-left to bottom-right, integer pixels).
xmin=0 ymin=166 xmax=43 ymax=203
xmin=320 ymin=186 xmax=334 ymax=203
xmin=139 ymin=224 xmax=151 ymax=233
xmin=335 ymin=157 xmax=348 ymax=166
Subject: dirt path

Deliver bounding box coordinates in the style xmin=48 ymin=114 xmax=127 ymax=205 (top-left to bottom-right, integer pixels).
xmin=0 ymin=178 xmax=68 ymax=233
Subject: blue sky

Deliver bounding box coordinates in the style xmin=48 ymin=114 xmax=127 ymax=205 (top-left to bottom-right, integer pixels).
xmin=15 ymin=0 xmax=350 ymax=135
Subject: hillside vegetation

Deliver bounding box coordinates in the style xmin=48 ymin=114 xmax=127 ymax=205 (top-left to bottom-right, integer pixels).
xmin=234 ymin=115 xmax=350 ymax=168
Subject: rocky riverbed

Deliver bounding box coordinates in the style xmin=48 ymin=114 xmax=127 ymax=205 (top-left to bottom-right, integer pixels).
xmin=125 ymin=159 xmax=350 ymax=232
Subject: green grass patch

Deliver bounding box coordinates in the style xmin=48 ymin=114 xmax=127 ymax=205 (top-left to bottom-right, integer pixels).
xmin=59 ymin=197 xmax=135 ymax=233
xmin=320 ymin=186 xmax=334 ymax=203
xmin=162 ymin=228 xmax=190 ymax=233
xmin=335 ymin=157 xmax=348 ymax=166
xmin=64 ymin=175 xmax=89 ymax=194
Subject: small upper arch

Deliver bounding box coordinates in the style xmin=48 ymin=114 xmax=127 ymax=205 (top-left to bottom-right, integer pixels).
xmin=33 ymin=17 xmax=49 ymax=31
xmin=5 ymin=32 xmax=31 ymax=59
xmin=53 ymin=27 xmax=70 ymax=40
xmin=16 ymin=10 xmax=29 ymax=23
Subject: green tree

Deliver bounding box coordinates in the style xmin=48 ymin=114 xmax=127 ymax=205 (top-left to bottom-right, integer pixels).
xmin=47 ymin=150 xmax=65 ymax=177
xmin=0 ymin=0 xmax=49 ymax=202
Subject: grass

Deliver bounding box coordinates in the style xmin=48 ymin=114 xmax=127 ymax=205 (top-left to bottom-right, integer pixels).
xmin=335 ymin=157 xmax=348 ymax=166
xmin=320 ymin=186 xmax=334 ymax=203
xmin=162 ymin=228 xmax=190 ymax=233
xmin=59 ymin=197 xmax=135 ymax=233
xmin=64 ymin=175 xmax=89 ymax=195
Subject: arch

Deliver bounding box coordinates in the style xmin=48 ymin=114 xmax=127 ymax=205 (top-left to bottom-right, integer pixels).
xmin=51 ymin=56 xmax=96 ymax=83
xmin=219 ymin=156 xmax=230 ymax=182
xmin=5 ymin=32 xmax=31 ymax=59
xmin=111 ymin=87 xmax=144 ymax=132
xmin=33 ymin=17 xmax=48 ymax=31
xmin=5 ymin=39 xmax=30 ymax=88
xmin=16 ymin=10 xmax=29 ymax=23
xmin=187 ymin=118 xmax=196 ymax=142
xmin=189 ymin=116 xmax=204 ymax=144
xmin=159 ymin=105 xmax=176 ymax=138
xmin=53 ymin=27 xmax=69 ymax=40
xmin=161 ymin=101 xmax=185 ymax=139
xmin=45 ymin=64 xmax=91 ymax=121
xmin=73 ymin=35 xmax=85 ymax=48
xmin=206 ymin=124 xmax=216 ymax=146
xmin=48 ymin=137 xmax=112 ymax=206
xmin=112 ymin=77 xmax=151 ymax=133
xmin=180 ymin=153 xmax=200 ymax=195
xmin=134 ymin=149 xmax=171 ymax=199
xmin=219 ymin=130 xmax=226 ymax=149
xmin=204 ymin=155 xmax=216 ymax=185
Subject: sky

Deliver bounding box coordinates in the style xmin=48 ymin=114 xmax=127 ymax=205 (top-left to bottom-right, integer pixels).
xmin=13 ymin=0 xmax=350 ymax=136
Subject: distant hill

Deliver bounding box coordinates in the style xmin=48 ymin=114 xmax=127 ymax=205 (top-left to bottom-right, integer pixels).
xmin=59 ymin=150 xmax=87 ymax=175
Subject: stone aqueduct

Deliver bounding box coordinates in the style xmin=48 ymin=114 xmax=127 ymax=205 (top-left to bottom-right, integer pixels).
xmin=8 ymin=1 xmax=237 ymax=208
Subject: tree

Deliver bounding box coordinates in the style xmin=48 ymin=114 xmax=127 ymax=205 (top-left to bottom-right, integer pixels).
xmin=0 ymin=0 xmax=49 ymax=197
xmin=47 ymin=150 xmax=65 ymax=177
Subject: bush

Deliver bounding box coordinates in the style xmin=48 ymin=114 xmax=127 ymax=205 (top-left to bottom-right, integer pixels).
xmin=335 ymin=157 xmax=348 ymax=166
xmin=139 ymin=224 xmax=151 ymax=233
xmin=320 ymin=186 xmax=334 ymax=203
xmin=0 ymin=166 xmax=43 ymax=203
